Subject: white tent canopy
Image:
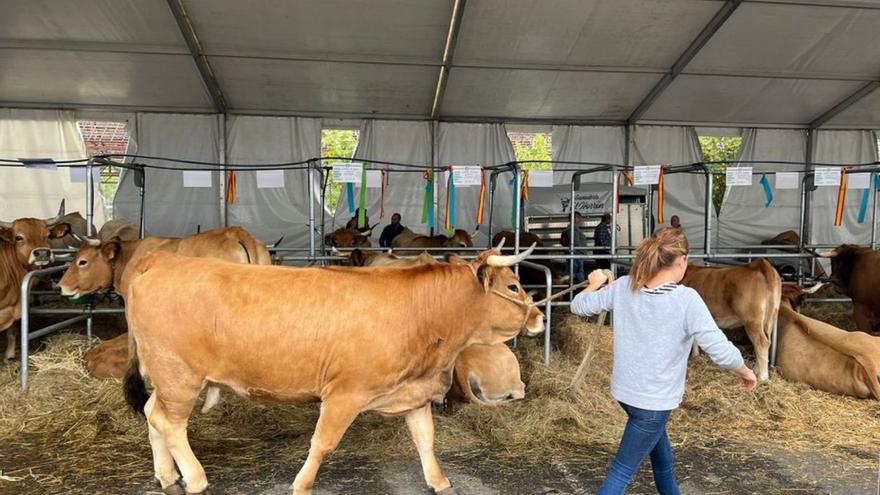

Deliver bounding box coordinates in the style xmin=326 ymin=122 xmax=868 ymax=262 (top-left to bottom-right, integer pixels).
xmin=1 ymin=0 xmax=880 ymax=128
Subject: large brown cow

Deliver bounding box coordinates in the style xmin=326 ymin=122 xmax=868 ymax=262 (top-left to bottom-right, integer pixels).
xmin=123 ymin=245 xmax=542 ymax=494
xmin=776 ymin=284 xmax=880 ymax=399
xmin=681 ymin=259 xmax=781 ymax=382
xmin=324 ymin=227 xmax=372 ymax=249
xmin=492 ymin=230 xmax=568 ymax=297
xmin=97 ymin=218 xmax=140 ymax=242
xmin=819 ymin=245 xmax=880 ymax=332
xmin=49 ymin=211 xmax=95 ymax=249
xmin=391 ymin=227 xmax=475 ymax=250
xmin=0 ymin=203 xmax=69 ymax=361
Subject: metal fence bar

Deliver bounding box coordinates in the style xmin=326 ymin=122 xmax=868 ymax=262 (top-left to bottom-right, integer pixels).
xmin=521 ymin=260 xmax=552 ymax=366
xmin=20 ymin=263 xmax=71 ymax=390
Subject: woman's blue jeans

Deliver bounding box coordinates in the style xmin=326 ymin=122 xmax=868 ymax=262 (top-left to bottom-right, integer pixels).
xmin=596 ymin=402 xmax=680 ymax=495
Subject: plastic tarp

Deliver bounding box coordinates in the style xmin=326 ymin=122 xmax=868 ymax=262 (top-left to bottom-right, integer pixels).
xmin=114 ymin=113 xmax=221 ymax=237
xmin=550 ymin=125 xmax=626 ymax=185
xmin=332 ymin=120 xmax=432 ymax=244
xmin=810 ymin=130 xmax=878 ymax=248
xmin=717 ymin=129 xmax=808 ymax=247
xmin=0 ymin=108 xmax=104 ymax=226
xmin=435 ymin=123 xmax=516 ymax=246
xmin=631 ymin=126 xmax=711 ymax=250
xmin=225 ymin=116 xmax=322 ymax=248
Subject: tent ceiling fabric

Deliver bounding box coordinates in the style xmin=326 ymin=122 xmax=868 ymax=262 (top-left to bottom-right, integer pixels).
xmin=2 ymin=0 xmax=880 ymax=127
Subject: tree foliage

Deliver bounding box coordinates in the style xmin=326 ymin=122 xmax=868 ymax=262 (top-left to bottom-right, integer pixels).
xmin=513 ymin=133 xmax=553 ymax=171
xmin=321 ymin=129 xmax=359 ymax=211
xmin=699 ymin=136 xmax=742 ymax=214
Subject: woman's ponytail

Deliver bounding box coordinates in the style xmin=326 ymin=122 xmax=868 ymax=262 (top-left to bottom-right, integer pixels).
xmin=629 ymin=227 xmax=689 ymax=291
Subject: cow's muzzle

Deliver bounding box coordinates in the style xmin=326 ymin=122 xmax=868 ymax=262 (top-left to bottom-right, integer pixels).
xmin=29 ymin=248 xmax=54 ymax=266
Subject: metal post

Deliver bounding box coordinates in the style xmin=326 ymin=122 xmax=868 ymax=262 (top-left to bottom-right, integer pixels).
xmin=431 ymin=122 xmax=438 ymax=237
xmin=770 ymin=319 xmax=779 ymax=368
xmin=138 ymin=167 xmax=146 ymax=239
xmin=218 ymin=114 xmax=228 ymax=227
xmin=872 ymin=172 xmax=878 ymax=250
xmin=521 ymin=260 xmax=552 ymax=366
xmin=803 ymin=129 xmax=814 ymax=250
xmin=319 ymin=164 xmax=328 ymax=265
xmin=84 ymin=159 xmax=95 ymax=340
xmin=610 ymin=166 xmax=619 ymax=277
xmin=513 ymin=164 xmax=522 ymax=279
xmin=20 ymin=264 xmax=70 ymax=390
xmin=487 ymin=172 xmax=497 ymax=248
xmin=797 ymin=173 xmax=808 ymax=284
xmin=308 ymin=160 xmax=316 ymax=262
xmin=704 ymin=167 xmax=712 ymax=257
xmin=568 ymin=176 xmax=577 ymax=300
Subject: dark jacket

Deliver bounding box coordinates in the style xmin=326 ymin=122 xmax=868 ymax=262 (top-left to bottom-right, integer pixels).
xmin=379 ymin=223 xmax=405 ymax=247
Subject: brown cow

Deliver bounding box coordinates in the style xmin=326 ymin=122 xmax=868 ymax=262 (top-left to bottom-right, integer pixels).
xmin=122 ymin=245 xmax=542 ymax=494
xmin=344 ymin=248 xmax=436 ymax=268
xmin=447 ymin=343 xmax=525 ymax=405
xmin=324 ymin=227 xmax=372 ymax=249
xmin=97 ymin=218 xmax=140 ymax=242
xmin=49 ymin=211 xmax=95 ymax=249
xmin=492 ymin=230 xmax=568 ymax=297
xmin=776 ymin=284 xmax=880 ymax=399
xmin=681 ymin=259 xmax=781 ymax=382
xmin=819 ymin=245 xmax=880 ymax=332
xmin=0 ymin=202 xmax=69 ymax=361
xmin=760 ymin=230 xmax=826 ymax=279
xmin=391 ymin=227 xmax=475 ymax=250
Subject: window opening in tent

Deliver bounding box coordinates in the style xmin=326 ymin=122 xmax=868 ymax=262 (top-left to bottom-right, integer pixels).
xmin=698 ymin=135 xmax=742 ymax=215
xmin=321 ymin=128 xmax=359 ymax=212
xmin=509 ymin=131 xmax=552 ymax=170
xmin=77 ymin=121 xmax=131 ymax=220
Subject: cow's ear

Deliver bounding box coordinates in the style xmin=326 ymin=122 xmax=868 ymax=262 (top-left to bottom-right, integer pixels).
xmin=476 ymin=265 xmax=493 ymax=293
xmin=445 ymin=253 xmax=465 ymax=264
xmin=49 ymin=222 xmax=71 ymax=239
xmin=350 ymin=249 xmax=365 ymax=267
xmin=101 ymin=240 xmax=121 ymax=261
xmin=0 ymin=227 xmax=12 ymax=243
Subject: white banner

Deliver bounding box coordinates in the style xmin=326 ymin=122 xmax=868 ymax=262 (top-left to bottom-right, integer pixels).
xmin=70 ymin=167 xmax=101 ymax=184
xmin=256 ymin=169 xmax=285 ymax=189
xmin=814 ymin=167 xmax=841 ymax=187
xmin=528 ymin=169 xmax=553 ymax=187
xmin=366 ymin=170 xmax=383 ymax=188
xmin=452 ymin=166 xmax=482 ymax=186
xmin=183 ymin=170 xmax=212 ymax=188
xmin=847 ymin=172 xmax=871 ymax=190
xmin=775 ymin=172 xmax=800 ymax=190
xmin=332 ymin=162 xmax=363 ymax=183
xmin=633 ymin=165 xmax=661 ymax=185
xmin=726 ymin=167 xmax=752 ymax=186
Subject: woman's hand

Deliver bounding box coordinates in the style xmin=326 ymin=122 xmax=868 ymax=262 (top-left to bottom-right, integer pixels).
xmin=587 ymin=269 xmax=610 ymax=289
xmin=737 ymin=364 xmax=758 ymax=392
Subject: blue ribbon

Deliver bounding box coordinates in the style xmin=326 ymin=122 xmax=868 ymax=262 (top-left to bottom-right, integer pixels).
xmin=858 ymin=188 xmax=870 ymax=224
xmin=876 ymin=173 xmax=880 ymax=191
xmin=346 ymin=182 xmax=355 ymax=214
xmin=759 ymin=173 xmax=773 ymax=208
xmin=425 ymin=180 xmax=435 ymax=229
xmin=510 ymin=172 xmax=519 ymax=226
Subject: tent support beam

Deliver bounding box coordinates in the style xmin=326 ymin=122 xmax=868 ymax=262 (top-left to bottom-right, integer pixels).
xmin=810 ymin=82 xmax=880 ymax=129
xmin=431 ymin=0 xmax=467 ymax=119
xmin=166 ymin=0 xmax=228 ymax=113
xmin=626 ymin=0 xmax=743 ymax=124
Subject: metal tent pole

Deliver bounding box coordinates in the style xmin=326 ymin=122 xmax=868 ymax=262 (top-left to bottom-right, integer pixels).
xmin=611 ymin=166 xmax=619 ymax=277
xmin=704 ymin=167 xmax=713 ymax=257
xmin=308 ymin=160 xmax=316 ymax=262
xmin=85 ymin=158 xmax=95 ymax=340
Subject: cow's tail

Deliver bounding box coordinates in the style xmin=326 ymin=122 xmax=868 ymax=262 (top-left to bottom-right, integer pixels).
xmin=756 ymin=258 xmax=782 ymax=342
xmin=123 ymin=332 xmax=149 ymax=416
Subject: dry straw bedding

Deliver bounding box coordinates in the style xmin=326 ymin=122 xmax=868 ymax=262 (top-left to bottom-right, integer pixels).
xmin=0 ymin=311 xmax=877 ymax=491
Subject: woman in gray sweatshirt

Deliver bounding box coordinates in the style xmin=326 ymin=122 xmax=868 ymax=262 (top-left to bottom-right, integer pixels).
xmin=571 ymin=227 xmax=757 ymax=495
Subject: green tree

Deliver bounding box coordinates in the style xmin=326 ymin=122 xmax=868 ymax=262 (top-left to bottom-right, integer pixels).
xmin=321 ymin=129 xmax=359 ymax=212
xmin=699 ymin=136 xmax=742 ymax=214
xmin=514 ymin=133 xmax=552 ymax=170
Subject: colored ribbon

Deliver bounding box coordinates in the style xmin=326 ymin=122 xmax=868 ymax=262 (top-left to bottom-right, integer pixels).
xmin=379 ymin=170 xmax=386 ymax=219
xmin=510 ymin=171 xmax=519 ymax=226
xmin=657 ymin=166 xmax=666 ymax=224
xmin=445 ymin=167 xmax=456 ymax=234
xmin=834 ymin=169 xmax=847 ymax=227
xmin=225 ymin=171 xmax=237 ymax=204
xmin=521 ymin=170 xmax=530 ymax=202
xmin=760 ymin=173 xmax=773 ymax=207
xmin=421 ymin=170 xmax=435 ymax=228
xmin=476 ymin=167 xmax=486 ymax=225
xmin=357 ymin=165 xmax=367 ymax=228
xmin=346 ymin=182 xmax=355 ymax=214
xmin=858 ymin=187 xmax=870 ymax=224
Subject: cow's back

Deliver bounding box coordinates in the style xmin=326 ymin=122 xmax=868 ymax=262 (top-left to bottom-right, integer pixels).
xmin=848 ymin=249 xmax=880 ymax=305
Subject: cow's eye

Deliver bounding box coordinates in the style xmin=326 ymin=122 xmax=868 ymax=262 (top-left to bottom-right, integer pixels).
xmin=507 ymin=284 xmax=519 ymax=293
xmin=77 ymin=259 xmax=88 ymax=267
xmin=15 ymin=235 xmax=24 ymax=242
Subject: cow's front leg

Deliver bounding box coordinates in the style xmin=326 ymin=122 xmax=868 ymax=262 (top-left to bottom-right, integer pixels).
xmin=291 ymin=399 xmax=360 ymax=495
xmin=1 ymin=310 xmax=16 ymax=362
xmin=405 ymin=403 xmax=454 ymax=494
xmin=853 ymin=303 xmax=874 ymax=333
xmin=4 ymin=328 xmax=15 ymax=362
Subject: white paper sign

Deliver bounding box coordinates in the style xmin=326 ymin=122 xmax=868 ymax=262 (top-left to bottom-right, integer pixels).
xmin=847 ymin=172 xmax=871 ymax=190
xmin=775 ymin=172 xmax=800 ymax=190
xmin=814 ymin=167 xmax=841 ymax=187
xmin=332 ymin=162 xmax=363 ymax=183
xmin=365 ymin=170 xmax=383 ymax=188
xmin=69 ymin=167 xmax=101 ymax=183
xmin=256 ymin=170 xmax=285 ymax=189
xmin=183 ymin=170 xmax=212 ymax=188
xmin=21 ymin=158 xmax=57 ymax=171
xmin=725 ymin=167 xmax=753 ymax=186
xmin=528 ymin=169 xmax=554 ymax=187
xmin=633 ymin=165 xmax=661 ymax=186
xmin=452 ymin=166 xmax=482 ymax=186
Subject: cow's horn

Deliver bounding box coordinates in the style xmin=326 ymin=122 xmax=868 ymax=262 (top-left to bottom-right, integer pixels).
xmin=44 ymin=199 xmax=65 ymax=225
xmin=69 ymin=231 xmax=101 ymax=246
xmin=817 ymin=250 xmax=837 ymax=258
xmin=330 ymin=247 xmax=347 ymax=257
xmin=803 ymin=282 xmax=825 ymax=294
xmin=486 ymin=243 xmax=536 ymax=267
xmin=494 ymin=237 xmax=506 ymax=250
xmin=268 ymin=236 xmax=284 ymax=248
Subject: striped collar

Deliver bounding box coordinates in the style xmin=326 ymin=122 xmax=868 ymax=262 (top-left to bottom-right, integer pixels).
xmin=640 ymin=282 xmax=679 ymax=295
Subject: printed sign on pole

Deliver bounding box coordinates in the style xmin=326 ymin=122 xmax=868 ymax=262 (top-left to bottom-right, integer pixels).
xmin=332 ymin=162 xmax=363 ymax=183
xmin=452 ymin=166 xmax=482 ymax=186
xmin=725 ymin=167 xmax=753 ymax=186
xmin=633 ymin=165 xmax=661 ymax=186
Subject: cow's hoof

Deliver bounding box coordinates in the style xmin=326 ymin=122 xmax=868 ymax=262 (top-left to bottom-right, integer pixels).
xmin=434 ymin=486 xmax=461 ymax=495
xmin=3 ymin=356 xmax=15 ymax=365
xmin=161 ymin=483 xmax=185 ymax=495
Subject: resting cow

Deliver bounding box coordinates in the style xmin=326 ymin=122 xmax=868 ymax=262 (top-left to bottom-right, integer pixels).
xmin=819 ymin=245 xmax=880 ymax=332
xmin=324 ymin=227 xmax=372 ymax=249
xmin=97 ymin=218 xmax=140 ymax=242
xmin=391 ymin=227 xmax=475 ymax=250
xmin=123 ymin=245 xmax=543 ymax=494
xmin=776 ymin=284 xmax=880 ymax=399
xmin=681 ymin=259 xmax=781 ymax=382
xmin=0 ymin=202 xmax=69 ymax=361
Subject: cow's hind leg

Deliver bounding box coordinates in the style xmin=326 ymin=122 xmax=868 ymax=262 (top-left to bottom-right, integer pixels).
xmin=149 ymin=386 xmax=206 ymax=493
xmin=1 ymin=309 xmax=16 ymax=362
xmin=291 ymin=399 xmax=360 ymax=495
xmin=144 ymin=394 xmax=180 ymax=491
xmin=744 ymin=318 xmax=770 ymax=382
xmin=406 ymin=403 xmax=453 ymax=493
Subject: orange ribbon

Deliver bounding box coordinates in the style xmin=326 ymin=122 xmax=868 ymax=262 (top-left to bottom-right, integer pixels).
xmin=657 ymin=167 xmax=666 ymax=224
xmin=834 ymin=169 xmax=847 ymax=227
xmin=476 ymin=167 xmax=486 ymax=225
xmin=225 ymin=170 xmax=237 ymax=204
